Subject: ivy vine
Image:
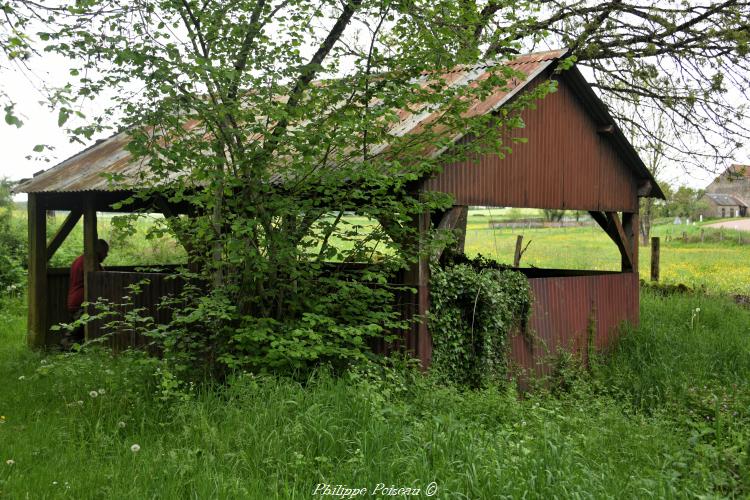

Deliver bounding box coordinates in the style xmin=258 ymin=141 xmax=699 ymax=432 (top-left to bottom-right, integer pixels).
xmin=430 ymin=256 xmax=532 ymax=388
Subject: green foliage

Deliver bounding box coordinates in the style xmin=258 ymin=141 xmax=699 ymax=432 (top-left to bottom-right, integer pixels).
xmin=36 ymin=1 xmax=558 ymax=380
xmin=4 ymin=290 xmax=750 ymax=497
xmin=430 ymin=257 xmax=531 ymax=387
xmin=661 ymin=185 xmax=710 ymax=219
xmin=0 ymin=179 xmax=26 ymax=291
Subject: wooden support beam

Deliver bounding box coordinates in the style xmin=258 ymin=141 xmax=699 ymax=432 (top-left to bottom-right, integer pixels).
xmin=83 ymin=196 xmax=98 ymax=342
xmin=46 ymin=210 xmax=82 ymax=260
xmin=27 ymin=193 xmax=48 ymax=349
xmin=432 ymin=205 xmax=468 ymax=261
xmin=588 ymin=210 xmax=634 ymax=272
xmin=606 ymin=211 xmax=634 ymax=272
xmin=622 ymin=212 xmax=638 ymax=272
xmin=403 ymin=210 xmax=432 ymax=368
xmin=83 ymin=197 xmax=98 ymax=274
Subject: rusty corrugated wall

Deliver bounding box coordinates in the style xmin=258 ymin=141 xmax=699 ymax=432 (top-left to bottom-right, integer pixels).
xmin=425 ymin=73 xmax=639 ymax=212
xmin=509 ymin=272 xmax=639 ymax=379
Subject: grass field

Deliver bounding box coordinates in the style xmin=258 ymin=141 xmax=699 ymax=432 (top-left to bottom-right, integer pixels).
xmin=463 ymin=210 xmax=750 ymax=295
xmin=1 ymin=290 xmax=750 ymax=498
xmin=3 ymin=206 xmax=750 ymax=497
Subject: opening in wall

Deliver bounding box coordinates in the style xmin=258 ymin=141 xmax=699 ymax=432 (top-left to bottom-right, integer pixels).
xmin=462 ymin=207 xmax=625 ymax=272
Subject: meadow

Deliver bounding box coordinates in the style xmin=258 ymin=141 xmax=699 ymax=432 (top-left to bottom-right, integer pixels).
xmin=2 ymin=290 xmax=750 ymax=498
xmin=2 ymin=207 xmax=750 ymax=497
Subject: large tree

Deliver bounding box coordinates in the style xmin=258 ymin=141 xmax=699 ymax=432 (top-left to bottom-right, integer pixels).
xmin=7 ymin=0 xmax=750 ymax=374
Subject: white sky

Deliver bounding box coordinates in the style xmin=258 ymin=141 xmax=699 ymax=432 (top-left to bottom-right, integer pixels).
xmin=1 ymin=44 xmax=747 ymax=199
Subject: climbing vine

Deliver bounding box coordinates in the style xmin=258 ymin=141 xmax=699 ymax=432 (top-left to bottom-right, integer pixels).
xmin=430 ymin=256 xmax=532 ymax=388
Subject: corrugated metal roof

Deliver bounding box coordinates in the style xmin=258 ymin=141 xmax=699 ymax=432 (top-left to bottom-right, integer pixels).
xmin=707 ymin=193 xmax=748 ymax=207
xmin=17 ymin=48 xmax=664 ymax=200
xmin=16 ymin=50 xmax=567 ymax=194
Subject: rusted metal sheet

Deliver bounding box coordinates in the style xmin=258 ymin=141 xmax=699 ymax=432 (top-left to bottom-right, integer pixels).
xmin=425 ymin=73 xmax=640 ymax=212
xmin=16 ymin=120 xmax=201 ymax=194
xmin=17 ymin=51 xmax=566 ymax=195
xmin=509 ymin=272 xmax=639 ymax=379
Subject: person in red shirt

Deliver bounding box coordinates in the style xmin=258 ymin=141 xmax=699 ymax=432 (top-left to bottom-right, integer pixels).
xmin=62 ymin=239 xmax=109 ymax=349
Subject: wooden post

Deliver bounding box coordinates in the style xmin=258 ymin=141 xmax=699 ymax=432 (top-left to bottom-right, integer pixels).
xmin=700 ymin=229 xmax=705 ymax=243
xmin=513 ymin=235 xmax=523 ymax=267
xmin=452 ymin=205 xmax=468 ymax=255
xmin=403 ymin=209 xmax=432 ymax=368
xmin=650 ymin=237 xmax=660 ymax=282
xmin=682 ymin=231 xmax=687 ymax=243
xmin=27 ymin=193 xmax=48 ymax=349
xmin=83 ymin=196 xmax=98 ymax=341
xmin=432 ymin=205 xmax=469 ymax=261
xmin=623 ymin=212 xmax=638 ymax=273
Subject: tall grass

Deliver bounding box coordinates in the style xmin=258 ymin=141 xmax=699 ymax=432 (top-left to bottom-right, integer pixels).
xmin=2 ymin=289 xmax=750 ymax=498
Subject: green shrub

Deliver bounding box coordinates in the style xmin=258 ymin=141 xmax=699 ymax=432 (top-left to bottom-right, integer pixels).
xmin=429 ymin=258 xmax=531 ymax=388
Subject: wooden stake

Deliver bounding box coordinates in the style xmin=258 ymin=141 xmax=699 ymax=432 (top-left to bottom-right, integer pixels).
xmin=682 ymin=231 xmax=687 ymax=243
xmin=513 ymin=235 xmax=523 ymax=267
xmin=27 ymin=193 xmax=48 ymax=349
xmin=650 ymin=237 xmax=660 ymax=282
xmin=700 ymin=229 xmax=704 ymax=243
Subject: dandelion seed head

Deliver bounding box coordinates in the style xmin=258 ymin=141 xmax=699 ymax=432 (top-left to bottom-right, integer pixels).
xmin=89 ymin=390 xmax=98 ymax=398
xmin=98 ymin=388 xmax=106 ymax=395
xmin=130 ymin=444 xmax=140 ymax=453
xmin=18 ymin=375 xmax=25 ymax=380
xmin=77 ymin=400 xmax=84 ymax=405
xmin=6 ymin=459 xmax=15 ymax=466
xmin=117 ymin=421 xmax=126 ymax=429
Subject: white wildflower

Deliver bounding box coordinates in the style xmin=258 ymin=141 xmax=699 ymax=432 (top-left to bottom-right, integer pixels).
xmin=98 ymin=388 xmax=106 ymax=395
xmin=6 ymin=459 xmax=15 ymax=466
xmin=89 ymin=390 xmax=98 ymax=398
xmin=130 ymin=444 xmax=140 ymax=453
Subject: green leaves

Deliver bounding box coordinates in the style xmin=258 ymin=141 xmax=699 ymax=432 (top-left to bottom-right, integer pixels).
xmin=3 ymin=105 xmax=23 ymax=127
xmin=430 ymin=258 xmax=531 ymax=388
xmin=57 ymin=107 xmax=70 ymax=127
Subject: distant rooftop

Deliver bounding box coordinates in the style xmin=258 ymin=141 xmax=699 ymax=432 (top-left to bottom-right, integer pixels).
xmin=706 ymin=193 xmax=748 ymax=207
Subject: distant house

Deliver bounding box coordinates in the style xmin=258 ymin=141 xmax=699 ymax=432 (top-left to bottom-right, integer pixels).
xmin=703 ymin=193 xmax=747 ymax=218
xmin=704 ymin=164 xmax=750 ymax=217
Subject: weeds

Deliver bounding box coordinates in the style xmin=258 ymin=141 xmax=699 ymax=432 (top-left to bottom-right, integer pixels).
xmin=2 ymin=288 xmax=750 ymax=497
